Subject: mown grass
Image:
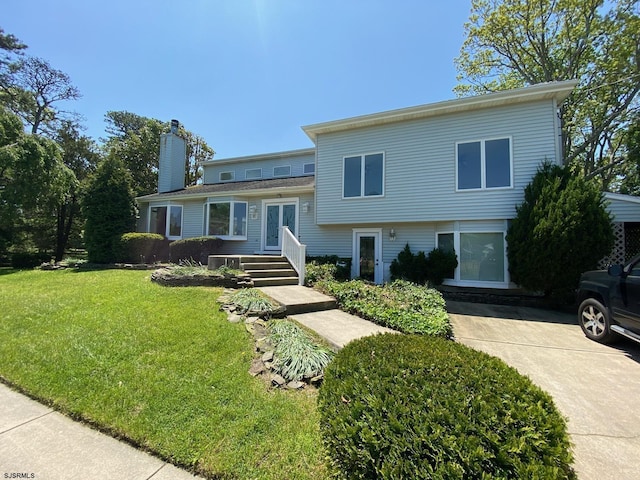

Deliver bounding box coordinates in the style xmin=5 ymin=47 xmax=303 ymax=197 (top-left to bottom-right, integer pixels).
xmin=0 ymin=269 xmax=326 ymax=479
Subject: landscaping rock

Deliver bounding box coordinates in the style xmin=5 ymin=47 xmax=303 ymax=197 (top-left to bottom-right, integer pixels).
xmin=150 ymin=268 xmax=253 ymax=288
xmin=271 ymin=374 xmax=286 ymax=387
xmin=261 ymin=351 xmax=274 ymax=362
xmin=286 ymin=381 xmax=305 ymax=390
xmin=310 ymin=374 xmax=324 ymax=386
xmin=245 ymin=316 xmax=259 ymax=324
xmin=227 ymin=313 xmax=243 ymax=324
xmin=249 ymin=359 xmax=265 ymax=376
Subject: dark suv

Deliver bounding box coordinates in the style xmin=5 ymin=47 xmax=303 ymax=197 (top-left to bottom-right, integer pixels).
xmin=577 ymin=255 xmax=640 ymax=344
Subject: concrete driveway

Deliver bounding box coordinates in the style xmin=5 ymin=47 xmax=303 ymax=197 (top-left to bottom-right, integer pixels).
xmin=447 ymin=301 xmax=640 ymax=480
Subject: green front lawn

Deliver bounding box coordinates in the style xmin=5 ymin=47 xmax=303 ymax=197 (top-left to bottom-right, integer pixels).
xmin=0 ymin=269 xmax=325 ymax=479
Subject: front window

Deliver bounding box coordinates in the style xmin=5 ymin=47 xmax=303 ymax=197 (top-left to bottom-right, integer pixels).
xmin=343 ymin=152 xmax=384 ymax=198
xmin=274 ymin=165 xmax=291 ymax=177
xmin=207 ymin=202 xmax=247 ymax=239
xmin=456 ymin=138 xmax=512 ymax=190
xmin=303 ymin=163 xmax=315 ymax=174
xmin=245 ymin=168 xmax=262 ymax=180
xmin=219 ymin=171 xmax=234 ymax=182
xmin=149 ymin=205 xmax=182 ymax=239
xmin=460 ymin=232 xmax=505 ymax=282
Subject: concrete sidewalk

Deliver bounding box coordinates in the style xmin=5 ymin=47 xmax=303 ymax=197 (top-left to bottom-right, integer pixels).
xmin=0 ymin=384 xmax=201 ymax=480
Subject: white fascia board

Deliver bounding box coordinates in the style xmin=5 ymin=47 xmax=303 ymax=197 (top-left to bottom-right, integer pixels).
xmin=200 ymin=147 xmax=315 ymax=166
xmin=302 ymin=80 xmax=579 ymax=142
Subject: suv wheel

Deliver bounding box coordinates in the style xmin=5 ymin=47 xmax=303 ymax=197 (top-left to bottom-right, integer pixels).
xmin=578 ymin=298 xmax=615 ymax=343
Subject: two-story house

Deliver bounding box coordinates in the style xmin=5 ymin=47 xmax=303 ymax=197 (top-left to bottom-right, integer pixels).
xmin=136 ymin=80 xmax=640 ymax=289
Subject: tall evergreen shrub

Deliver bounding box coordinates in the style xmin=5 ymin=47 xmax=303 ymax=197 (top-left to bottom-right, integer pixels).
xmin=82 ymin=154 xmax=136 ymax=263
xmin=506 ymin=163 xmax=614 ymax=298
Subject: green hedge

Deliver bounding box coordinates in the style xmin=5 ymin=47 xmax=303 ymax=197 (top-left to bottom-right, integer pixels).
xmin=317 ymin=279 xmax=451 ymax=336
xmin=116 ymin=233 xmax=170 ymax=263
xmin=11 ymin=251 xmax=52 ymax=269
xmin=319 ymin=334 xmax=575 ymax=479
xmin=390 ymin=243 xmax=458 ymax=286
xmin=169 ymin=236 xmax=223 ymax=264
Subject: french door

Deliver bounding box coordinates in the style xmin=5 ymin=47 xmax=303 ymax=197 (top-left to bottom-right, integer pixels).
xmin=353 ymin=228 xmax=383 ymax=284
xmin=263 ymin=200 xmax=297 ymax=251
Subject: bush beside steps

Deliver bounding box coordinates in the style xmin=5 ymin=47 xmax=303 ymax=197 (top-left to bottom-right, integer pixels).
xmin=319 ymin=334 xmax=575 ymax=479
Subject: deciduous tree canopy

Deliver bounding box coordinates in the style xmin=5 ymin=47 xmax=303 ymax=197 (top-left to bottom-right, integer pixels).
xmin=455 ymin=0 xmax=640 ymax=191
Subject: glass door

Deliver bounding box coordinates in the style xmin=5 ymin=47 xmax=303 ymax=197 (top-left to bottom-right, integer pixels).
xmin=354 ymin=229 xmax=383 ymax=283
xmin=264 ymin=202 xmax=297 ymax=250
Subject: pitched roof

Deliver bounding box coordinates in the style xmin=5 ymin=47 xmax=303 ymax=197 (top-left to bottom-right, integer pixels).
xmin=137 ymin=175 xmax=315 ymax=202
xmin=302 ymin=80 xmax=579 ymax=142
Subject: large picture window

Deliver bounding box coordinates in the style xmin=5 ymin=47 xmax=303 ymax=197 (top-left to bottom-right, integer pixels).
xmin=207 ymin=201 xmax=247 ymax=239
xmin=149 ymin=205 xmax=182 ymax=239
xmin=343 ymin=152 xmax=384 ymax=198
xmin=456 ymin=138 xmax=512 ymax=190
xmin=437 ymin=230 xmax=506 ymax=284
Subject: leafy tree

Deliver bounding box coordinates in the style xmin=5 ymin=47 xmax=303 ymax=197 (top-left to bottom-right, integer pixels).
xmin=104 ymin=111 xmax=213 ymax=196
xmin=0 ymin=27 xmax=27 ymax=78
xmin=82 ymin=152 xmax=136 ymax=263
xmin=0 ymin=107 xmax=75 ymax=256
xmin=53 ymin=121 xmax=101 ymax=260
xmin=1 ymin=56 xmax=80 ymax=135
xmin=455 ymin=0 xmax=640 ymax=190
xmin=619 ymin=113 xmax=640 ymax=195
xmin=506 ymin=163 xmax=614 ymax=298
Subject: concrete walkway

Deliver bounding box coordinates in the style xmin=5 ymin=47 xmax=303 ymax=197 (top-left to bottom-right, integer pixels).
xmin=258 ymin=285 xmax=395 ymax=349
xmin=0 ymin=384 xmax=201 ymax=480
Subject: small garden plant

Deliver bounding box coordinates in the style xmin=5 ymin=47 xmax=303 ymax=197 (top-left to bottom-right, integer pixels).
xmin=319 ymin=333 xmax=575 ymax=479
xmin=268 ymin=320 xmax=334 ymax=382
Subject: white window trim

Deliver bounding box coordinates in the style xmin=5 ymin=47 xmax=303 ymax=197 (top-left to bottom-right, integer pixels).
xmin=436 ymin=228 xmax=511 ymax=288
xmin=206 ymin=201 xmax=248 ymax=240
xmin=455 ymin=137 xmax=513 ymax=192
xmin=342 ymin=151 xmax=385 ymax=199
xmin=245 ymin=168 xmax=262 ymax=180
xmin=303 ymin=163 xmax=315 ymax=174
xmin=219 ymin=171 xmax=235 ymax=182
xmin=148 ymin=204 xmax=183 ymax=240
xmin=273 ymin=165 xmax=291 ymax=177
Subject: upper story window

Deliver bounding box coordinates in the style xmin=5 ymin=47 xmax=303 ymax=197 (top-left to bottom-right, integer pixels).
xmin=456 ymin=138 xmax=512 ymax=191
xmin=149 ymin=205 xmax=182 ymax=239
xmin=245 ymin=168 xmax=262 ymax=180
xmin=219 ymin=171 xmax=235 ymax=182
xmin=273 ymin=165 xmax=291 ymax=177
xmin=207 ymin=201 xmax=247 ymax=240
xmin=343 ymin=153 xmax=384 ymax=198
xmin=303 ymin=163 xmax=315 ymax=174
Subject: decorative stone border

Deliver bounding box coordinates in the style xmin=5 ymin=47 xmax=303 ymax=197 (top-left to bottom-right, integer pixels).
xmin=217 ymin=289 xmax=324 ymax=390
xmin=150 ymin=267 xmax=253 ymax=288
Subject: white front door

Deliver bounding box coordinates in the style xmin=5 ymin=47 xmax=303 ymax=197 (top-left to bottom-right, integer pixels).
xmin=353 ymin=228 xmax=383 ymax=284
xmin=263 ymin=200 xmax=298 ymax=251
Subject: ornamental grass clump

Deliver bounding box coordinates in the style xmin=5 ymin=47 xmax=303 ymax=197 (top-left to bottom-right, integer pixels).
xmin=269 ymin=320 xmax=334 ymax=382
xmin=319 ymin=334 xmax=575 ymax=480
xmin=230 ymin=288 xmax=279 ymax=315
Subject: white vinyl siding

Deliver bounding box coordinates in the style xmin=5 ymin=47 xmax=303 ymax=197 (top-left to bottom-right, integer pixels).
xmin=203 ymin=151 xmax=315 ymax=184
xmin=456 ymin=137 xmax=512 ymax=191
xmin=315 ymin=100 xmax=559 ymax=225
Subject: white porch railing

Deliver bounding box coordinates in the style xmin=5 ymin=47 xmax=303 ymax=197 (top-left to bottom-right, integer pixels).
xmin=281 ymin=226 xmax=306 ymax=286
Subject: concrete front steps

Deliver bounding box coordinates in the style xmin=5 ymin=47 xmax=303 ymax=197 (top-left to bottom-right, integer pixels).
xmin=208 ymin=255 xmax=299 ymax=287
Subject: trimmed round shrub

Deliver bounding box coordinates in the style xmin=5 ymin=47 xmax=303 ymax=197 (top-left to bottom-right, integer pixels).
xmin=319 ymin=334 xmax=575 ymax=479
xmin=116 ymin=232 xmax=169 ymax=263
xmin=169 ymin=236 xmax=223 ymax=264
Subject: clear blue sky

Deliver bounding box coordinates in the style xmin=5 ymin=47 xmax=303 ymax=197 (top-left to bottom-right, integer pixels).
xmin=4 ymin=0 xmax=471 ymax=159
